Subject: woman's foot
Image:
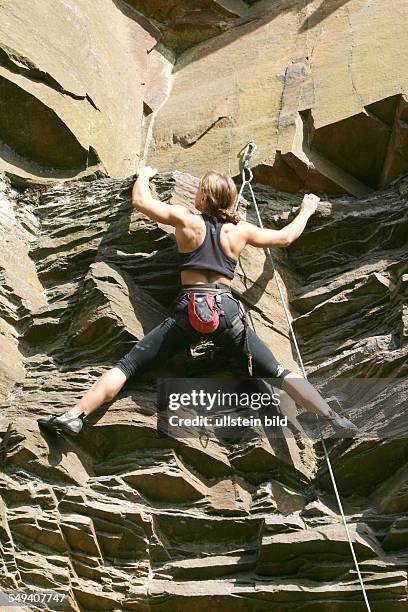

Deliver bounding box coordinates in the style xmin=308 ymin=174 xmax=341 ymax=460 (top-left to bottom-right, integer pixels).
xmin=325 ymin=408 xmax=359 ymax=437
xmin=37 ymin=411 xmax=85 ymax=436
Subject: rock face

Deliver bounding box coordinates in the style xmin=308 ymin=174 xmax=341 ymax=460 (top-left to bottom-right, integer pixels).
xmin=0 ymin=179 xmax=46 ymax=406
xmin=0 ymin=0 xmax=408 ymax=610
xmin=3 ymin=0 xmax=408 ymax=195
xmin=148 ymin=0 xmax=408 ymax=195
xmin=123 ymin=0 xmax=250 ymax=53
xmin=0 ymin=0 xmax=169 ymax=184
xmin=0 ymin=169 xmax=407 ymax=610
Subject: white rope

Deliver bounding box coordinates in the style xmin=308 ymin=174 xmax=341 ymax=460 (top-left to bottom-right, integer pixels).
xmin=233 ymin=142 xmax=371 ymax=611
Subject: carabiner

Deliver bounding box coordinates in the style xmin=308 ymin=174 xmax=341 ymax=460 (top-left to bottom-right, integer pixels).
xmin=242 ymin=140 xmax=257 ymax=168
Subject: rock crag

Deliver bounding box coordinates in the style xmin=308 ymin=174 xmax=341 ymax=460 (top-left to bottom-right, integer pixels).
xmin=0 ymin=170 xmax=407 ymax=610
xmin=2 ymin=0 xmax=408 ymax=195
xmin=0 ymin=0 xmax=407 ymax=610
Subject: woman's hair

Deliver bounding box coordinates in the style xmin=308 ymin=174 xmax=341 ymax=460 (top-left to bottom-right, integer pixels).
xmin=198 ymin=170 xmax=240 ymax=224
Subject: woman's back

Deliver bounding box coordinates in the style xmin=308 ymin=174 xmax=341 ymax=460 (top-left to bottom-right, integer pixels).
xmin=175 ymin=212 xmax=246 ymax=285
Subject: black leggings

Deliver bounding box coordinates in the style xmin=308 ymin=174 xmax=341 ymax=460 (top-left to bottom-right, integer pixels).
xmin=113 ymin=289 xmax=291 ymax=388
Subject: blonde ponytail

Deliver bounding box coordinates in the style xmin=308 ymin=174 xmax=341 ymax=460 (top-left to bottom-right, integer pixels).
xmin=217 ymin=208 xmax=240 ymax=224
xmin=199 ymin=171 xmax=240 ymax=225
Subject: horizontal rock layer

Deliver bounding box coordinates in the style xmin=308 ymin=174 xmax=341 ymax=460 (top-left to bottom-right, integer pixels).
xmin=0 ymin=169 xmax=407 ymax=609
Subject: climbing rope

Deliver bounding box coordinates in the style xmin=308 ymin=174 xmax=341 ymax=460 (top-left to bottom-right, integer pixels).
xmin=233 ymin=141 xmax=372 ymax=611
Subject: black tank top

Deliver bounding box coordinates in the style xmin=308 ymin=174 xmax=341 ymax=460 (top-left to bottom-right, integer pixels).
xmin=178 ymin=214 xmax=238 ymax=279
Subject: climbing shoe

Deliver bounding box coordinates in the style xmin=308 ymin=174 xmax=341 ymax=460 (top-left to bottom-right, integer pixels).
xmin=326 ymin=409 xmax=359 ymax=438
xmin=37 ymin=412 xmax=85 ymax=436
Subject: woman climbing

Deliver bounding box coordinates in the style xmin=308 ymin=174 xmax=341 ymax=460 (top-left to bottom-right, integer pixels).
xmin=38 ymin=166 xmax=358 ymax=437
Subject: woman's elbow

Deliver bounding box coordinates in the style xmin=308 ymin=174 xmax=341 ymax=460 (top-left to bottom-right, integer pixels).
xmin=281 ymin=237 xmax=292 ymax=248
xmin=277 ymin=232 xmax=292 ymax=248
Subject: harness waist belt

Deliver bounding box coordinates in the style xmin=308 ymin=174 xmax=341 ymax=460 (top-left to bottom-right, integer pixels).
xmin=179 ymin=282 xmax=232 ymax=296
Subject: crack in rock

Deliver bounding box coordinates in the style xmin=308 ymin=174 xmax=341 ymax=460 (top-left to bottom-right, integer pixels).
xmin=0 ymin=44 xmax=100 ymax=111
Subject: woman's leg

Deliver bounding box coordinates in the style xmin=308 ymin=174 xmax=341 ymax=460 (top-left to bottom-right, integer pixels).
xmin=243 ymin=329 xmax=357 ymax=430
xmin=281 ymin=371 xmax=331 ymax=417
xmin=60 ymin=316 xmax=195 ymax=420
xmin=281 ymin=373 xmax=358 ymax=434
xmin=62 ymin=367 xmax=128 ymax=419
xmin=220 ymin=324 xmax=357 ymax=434
xmin=242 ymin=328 xmax=333 ymax=417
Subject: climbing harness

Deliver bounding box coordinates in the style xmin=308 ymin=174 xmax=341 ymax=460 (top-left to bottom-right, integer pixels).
xmin=233 ymin=141 xmax=372 ymax=612
xmin=179 ymin=282 xmax=253 ymax=375
xmin=217 ymin=293 xmax=253 ymax=376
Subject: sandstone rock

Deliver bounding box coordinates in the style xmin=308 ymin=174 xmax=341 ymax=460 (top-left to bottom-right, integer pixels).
xmin=148 ymin=1 xmax=408 ymax=195
xmin=0 ymin=128 xmax=407 ymax=611
xmin=124 ymin=573 xmax=408 ymax=611
xmin=121 ymin=453 xmax=208 ymax=503
xmin=4 ymin=0 xmax=408 ymax=198
xmin=0 ymin=175 xmax=47 ymax=409
xmin=0 ymin=418 xmax=93 ymax=486
xmin=0 ymin=0 xmax=164 ymax=183
xmin=371 ymin=462 xmax=408 ymax=514
xmin=382 ymin=517 xmax=408 ymax=552
xmin=123 ymin=0 xmax=249 ymax=54
xmin=301 ymin=499 xmax=338 ymax=521
xmin=257 ymin=523 xmax=381 ymax=580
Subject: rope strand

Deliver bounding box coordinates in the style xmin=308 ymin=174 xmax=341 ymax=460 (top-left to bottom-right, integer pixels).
xmin=233 ymin=141 xmax=371 ymax=611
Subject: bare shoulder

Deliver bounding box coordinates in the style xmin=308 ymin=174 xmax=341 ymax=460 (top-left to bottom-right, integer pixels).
xmin=236 ymin=219 xmax=255 ymax=236
xmin=182 ymin=209 xmax=206 ymax=228
xmin=234 ymin=220 xmax=268 ymax=248
xmin=170 ymin=205 xmax=198 ymax=225
xmin=221 ymin=219 xmax=249 ymax=256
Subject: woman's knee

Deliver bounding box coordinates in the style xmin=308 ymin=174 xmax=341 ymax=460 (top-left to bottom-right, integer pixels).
xmin=281 ymin=370 xmax=302 ymax=381
xmin=280 ymin=371 xmax=314 ymax=399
